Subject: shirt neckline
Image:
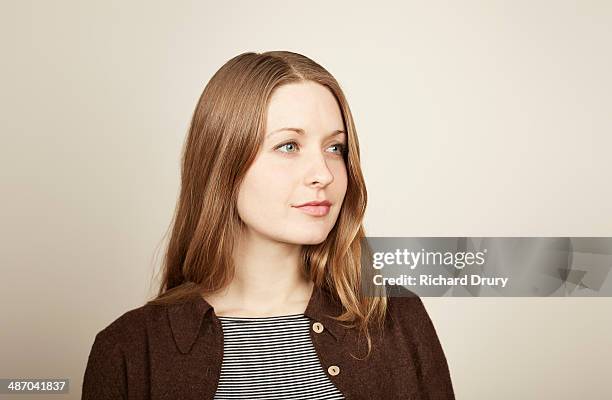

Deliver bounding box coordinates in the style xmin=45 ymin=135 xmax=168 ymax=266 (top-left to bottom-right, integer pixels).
xmin=216 ymin=313 xmax=305 ymax=320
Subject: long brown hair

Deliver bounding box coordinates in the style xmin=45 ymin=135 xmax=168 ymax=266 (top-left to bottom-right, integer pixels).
xmin=147 ymin=51 xmax=387 ymax=358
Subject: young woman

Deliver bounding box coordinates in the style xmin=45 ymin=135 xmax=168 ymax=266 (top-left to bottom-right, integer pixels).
xmin=82 ymin=51 xmax=455 ymax=399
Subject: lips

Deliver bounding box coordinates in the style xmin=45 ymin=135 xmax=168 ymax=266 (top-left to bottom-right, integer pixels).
xmin=294 ymin=200 xmax=332 ymax=207
xmin=292 ymin=200 xmax=332 ymax=217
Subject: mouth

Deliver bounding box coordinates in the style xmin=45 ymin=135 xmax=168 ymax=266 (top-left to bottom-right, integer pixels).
xmin=293 ymin=204 xmax=331 ymax=217
xmin=292 ymin=200 xmax=332 ymax=217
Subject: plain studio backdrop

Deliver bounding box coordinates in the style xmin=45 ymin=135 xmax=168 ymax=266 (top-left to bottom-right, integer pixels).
xmin=1 ymin=1 xmax=611 ymax=399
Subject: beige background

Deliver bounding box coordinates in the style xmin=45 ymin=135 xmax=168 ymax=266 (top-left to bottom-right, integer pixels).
xmin=2 ymin=1 xmax=611 ymax=399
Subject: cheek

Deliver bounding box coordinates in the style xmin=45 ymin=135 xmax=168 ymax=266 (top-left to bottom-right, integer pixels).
xmin=236 ymin=159 xmax=293 ymax=219
xmin=332 ymin=162 xmax=348 ymax=197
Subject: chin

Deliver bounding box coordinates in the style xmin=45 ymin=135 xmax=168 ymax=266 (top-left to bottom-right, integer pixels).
xmin=299 ymin=238 xmax=327 ymax=246
xmin=275 ymin=230 xmax=330 ymax=246
xmin=293 ymin=231 xmax=331 ymax=245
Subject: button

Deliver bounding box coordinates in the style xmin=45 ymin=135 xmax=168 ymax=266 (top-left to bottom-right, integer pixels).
xmin=328 ymin=365 xmax=340 ymax=376
xmin=312 ymin=322 xmax=324 ymax=333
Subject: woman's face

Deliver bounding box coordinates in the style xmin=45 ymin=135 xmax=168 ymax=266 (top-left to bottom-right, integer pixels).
xmin=236 ymin=81 xmax=348 ymax=245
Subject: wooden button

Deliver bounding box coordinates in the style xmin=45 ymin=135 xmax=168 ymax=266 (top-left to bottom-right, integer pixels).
xmin=312 ymin=322 xmax=324 ymax=333
xmin=327 ymin=365 xmax=340 ymax=376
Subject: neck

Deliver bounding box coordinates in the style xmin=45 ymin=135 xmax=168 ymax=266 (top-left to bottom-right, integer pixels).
xmin=209 ymin=227 xmax=314 ymax=316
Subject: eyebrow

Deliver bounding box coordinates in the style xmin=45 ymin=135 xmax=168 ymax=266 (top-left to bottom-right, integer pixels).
xmin=266 ymin=127 xmax=346 ymax=139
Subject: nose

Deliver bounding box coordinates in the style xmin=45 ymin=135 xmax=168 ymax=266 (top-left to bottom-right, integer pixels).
xmin=304 ymin=151 xmax=334 ymax=188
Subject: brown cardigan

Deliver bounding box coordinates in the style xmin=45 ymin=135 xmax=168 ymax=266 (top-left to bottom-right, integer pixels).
xmin=82 ymin=285 xmax=455 ymax=399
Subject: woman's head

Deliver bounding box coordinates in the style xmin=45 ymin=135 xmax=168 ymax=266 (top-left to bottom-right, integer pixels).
xmin=161 ymin=51 xmax=366 ymax=289
xmin=237 ymin=80 xmax=348 ymax=245
xmin=152 ymin=51 xmax=385 ymax=358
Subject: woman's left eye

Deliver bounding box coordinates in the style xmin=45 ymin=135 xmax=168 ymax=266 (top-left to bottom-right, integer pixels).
xmin=327 ymin=143 xmax=346 ymax=154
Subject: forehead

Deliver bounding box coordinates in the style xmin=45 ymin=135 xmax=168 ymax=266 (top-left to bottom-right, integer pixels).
xmin=265 ymin=81 xmax=344 ymax=132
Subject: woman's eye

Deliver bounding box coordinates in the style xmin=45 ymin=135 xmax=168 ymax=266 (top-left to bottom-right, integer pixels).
xmin=327 ymin=143 xmax=346 ymax=155
xmin=276 ymin=141 xmax=299 ymax=153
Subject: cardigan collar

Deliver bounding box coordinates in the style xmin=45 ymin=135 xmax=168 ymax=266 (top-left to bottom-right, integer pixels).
xmin=167 ymin=284 xmax=347 ymax=354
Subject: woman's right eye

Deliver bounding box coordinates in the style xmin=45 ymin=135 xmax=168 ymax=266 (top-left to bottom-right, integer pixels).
xmin=275 ymin=141 xmax=299 ymax=153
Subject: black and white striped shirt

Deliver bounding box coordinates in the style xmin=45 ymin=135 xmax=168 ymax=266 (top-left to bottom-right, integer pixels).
xmin=213 ymin=313 xmax=345 ymax=399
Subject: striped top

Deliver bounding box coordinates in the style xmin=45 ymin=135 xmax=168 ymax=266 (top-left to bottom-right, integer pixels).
xmin=213 ymin=313 xmax=345 ymax=400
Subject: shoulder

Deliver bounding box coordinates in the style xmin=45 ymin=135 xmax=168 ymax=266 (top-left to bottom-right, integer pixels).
xmin=92 ymin=302 xmax=167 ymax=349
xmin=383 ymin=289 xmax=456 ymax=398
xmin=385 ymin=286 xmax=435 ymax=335
xmin=83 ymin=303 xmax=158 ymax=399
xmin=83 ymin=302 xmax=177 ymax=399
xmin=386 ymin=285 xmax=426 ymax=316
